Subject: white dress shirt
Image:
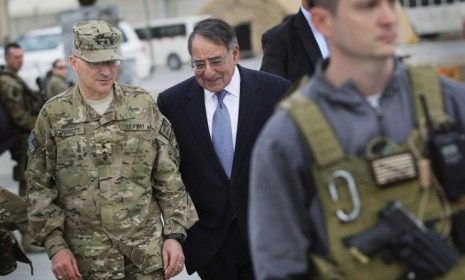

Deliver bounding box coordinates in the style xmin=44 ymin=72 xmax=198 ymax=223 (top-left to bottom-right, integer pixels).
xmin=204 ymin=65 xmax=241 ymax=149
xmin=301 ymin=6 xmax=330 ymax=59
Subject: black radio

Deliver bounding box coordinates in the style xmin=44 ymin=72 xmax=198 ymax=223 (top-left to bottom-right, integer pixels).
xmin=420 ymin=95 xmax=465 ymax=201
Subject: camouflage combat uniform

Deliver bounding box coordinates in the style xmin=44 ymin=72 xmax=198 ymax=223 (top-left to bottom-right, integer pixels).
xmin=46 ymin=74 xmax=69 ymax=100
xmin=26 ymin=83 xmax=197 ymax=279
xmin=0 ymin=186 xmax=32 ymax=275
xmin=0 ymin=69 xmax=40 ymax=197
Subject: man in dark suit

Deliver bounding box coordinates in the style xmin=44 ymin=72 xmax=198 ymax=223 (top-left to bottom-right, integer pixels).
xmin=157 ymin=18 xmax=291 ymax=280
xmin=260 ymin=0 xmax=329 ymax=83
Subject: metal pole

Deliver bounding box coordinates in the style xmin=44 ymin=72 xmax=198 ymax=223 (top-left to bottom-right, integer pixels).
xmin=143 ymin=0 xmax=156 ymax=73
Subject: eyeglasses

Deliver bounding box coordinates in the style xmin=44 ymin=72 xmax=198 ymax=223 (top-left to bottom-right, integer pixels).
xmin=191 ymin=53 xmax=229 ymax=72
xmin=78 ymin=57 xmax=122 ymax=69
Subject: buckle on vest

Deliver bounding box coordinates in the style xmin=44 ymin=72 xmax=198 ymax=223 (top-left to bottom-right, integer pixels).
xmin=328 ymin=170 xmax=361 ymax=223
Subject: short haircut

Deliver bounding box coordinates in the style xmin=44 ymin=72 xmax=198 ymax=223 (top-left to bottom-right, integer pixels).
xmin=4 ymin=42 xmax=22 ymax=56
xmin=187 ymin=18 xmax=238 ymax=56
xmin=52 ymin=59 xmax=64 ymax=68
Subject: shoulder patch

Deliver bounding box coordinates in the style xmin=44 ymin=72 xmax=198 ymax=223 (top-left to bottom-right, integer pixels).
xmin=159 ymin=118 xmax=172 ymax=141
xmin=27 ymin=132 xmax=39 ymax=154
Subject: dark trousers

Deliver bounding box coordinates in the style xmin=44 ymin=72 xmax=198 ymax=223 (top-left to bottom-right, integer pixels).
xmin=197 ymin=220 xmax=254 ymax=280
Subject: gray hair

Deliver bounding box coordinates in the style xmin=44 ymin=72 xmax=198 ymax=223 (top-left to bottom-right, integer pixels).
xmin=187 ymin=18 xmax=238 ymax=55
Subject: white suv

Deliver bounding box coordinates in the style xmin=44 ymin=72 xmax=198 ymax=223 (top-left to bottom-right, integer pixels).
xmin=15 ymin=21 xmax=151 ymax=90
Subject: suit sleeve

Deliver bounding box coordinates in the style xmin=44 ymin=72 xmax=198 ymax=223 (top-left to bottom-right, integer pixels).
xmin=260 ymin=30 xmax=287 ymax=79
xmin=152 ymin=105 xmax=198 ymax=237
xmin=26 ymin=109 xmax=68 ymax=259
xmin=156 ymin=92 xmax=167 ymax=116
xmin=249 ymin=110 xmax=313 ymax=280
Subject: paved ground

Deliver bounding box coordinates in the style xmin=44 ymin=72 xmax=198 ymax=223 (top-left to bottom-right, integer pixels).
xmin=1 ymin=57 xmax=261 ymax=280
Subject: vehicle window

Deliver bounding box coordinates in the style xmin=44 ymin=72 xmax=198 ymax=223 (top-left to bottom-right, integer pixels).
xmin=19 ymin=34 xmax=61 ymax=52
xmin=135 ymin=24 xmax=187 ymax=40
xmin=135 ymin=28 xmax=149 ymax=40
xmin=151 ymin=24 xmax=186 ymax=38
xmin=118 ymin=28 xmax=128 ymax=43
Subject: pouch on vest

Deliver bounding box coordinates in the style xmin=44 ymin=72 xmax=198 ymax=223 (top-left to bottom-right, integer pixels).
xmin=0 ymin=71 xmax=13 ymax=155
xmin=410 ymin=65 xmax=465 ymax=201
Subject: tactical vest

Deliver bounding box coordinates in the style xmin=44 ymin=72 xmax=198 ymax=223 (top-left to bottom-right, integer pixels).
xmin=281 ymin=66 xmax=465 ymax=279
xmin=0 ymin=71 xmax=13 ymax=155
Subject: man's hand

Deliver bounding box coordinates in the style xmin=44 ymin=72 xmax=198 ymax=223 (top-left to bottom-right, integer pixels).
xmin=51 ymin=249 xmax=81 ymax=280
xmin=162 ymin=239 xmax=185 ymax=279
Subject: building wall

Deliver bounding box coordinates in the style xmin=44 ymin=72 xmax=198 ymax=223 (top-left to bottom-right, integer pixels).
xmin=0 ymin=0 xmax=9 ymax=43
xmin=200 ymin=0 xmax=299 ymax=56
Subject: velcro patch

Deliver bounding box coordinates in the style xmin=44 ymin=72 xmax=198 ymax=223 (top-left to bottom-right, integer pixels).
xmin=27 ymin=132 xmax=39 ymax=154
xmin=55 ymin=126 xmax=84 ymax=137
xmin=120 ymin=123 xmax=151 ymax=131
xmin=159 ymin=118 xmax=172 ymax=141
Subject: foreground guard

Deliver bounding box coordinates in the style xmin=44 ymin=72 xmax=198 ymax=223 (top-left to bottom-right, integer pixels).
xmin=249 ymin=1 xmax=465 ymax=279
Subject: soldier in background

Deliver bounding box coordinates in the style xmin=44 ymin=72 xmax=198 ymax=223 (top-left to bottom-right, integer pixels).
xmin=0 ymin=186 xmax=32 ymax=276
xmin=0 ymin=42 xmax=43 ymax=252
xmin=45 ymin=59 xmax=71 ymax=99
xmin=26 ymin=20 xmax=197 ymax=280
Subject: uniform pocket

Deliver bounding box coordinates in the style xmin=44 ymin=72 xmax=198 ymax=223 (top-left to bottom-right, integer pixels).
xmin=54 ymin=126 xmax=95 ymax=194
xmin=120 ymin=137 xmax=140 ymax=178
xmin=119 ymin=123 xmax=156 ymax=186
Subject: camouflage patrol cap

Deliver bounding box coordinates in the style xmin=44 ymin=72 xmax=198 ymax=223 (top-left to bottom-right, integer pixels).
xmin=73 ymin=20 xmax=123 ymax=63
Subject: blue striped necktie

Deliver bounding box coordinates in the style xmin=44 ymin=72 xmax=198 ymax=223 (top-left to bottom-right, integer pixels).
xmin=212 ymin=90 xmax=234 ymax=178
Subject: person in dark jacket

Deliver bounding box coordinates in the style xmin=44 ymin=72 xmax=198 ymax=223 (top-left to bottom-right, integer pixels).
xmin=158 ymin=18 xmax=291 ymax=280
xmin=260 ymin=0 xmax=329 ymax=83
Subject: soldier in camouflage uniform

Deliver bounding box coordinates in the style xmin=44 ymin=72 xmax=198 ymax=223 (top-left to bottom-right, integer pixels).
xmin=0 ymin=186 xmax=32 ymax=275
xmin=45 ymin=59 xmax=70 ymax=99
xmin=0 ymin=42 xmax=43 ymax=252
xmin=26 ymin=20 xmax=198 ymax=280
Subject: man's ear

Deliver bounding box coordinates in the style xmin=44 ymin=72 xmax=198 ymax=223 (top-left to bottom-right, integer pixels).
xmin=311 ymin=7 xmax=332 ymax=38
xmin=232 ymin=45 xmax=240 ymax=64
xmin=69 ymin=55 xmax=78 ymax=71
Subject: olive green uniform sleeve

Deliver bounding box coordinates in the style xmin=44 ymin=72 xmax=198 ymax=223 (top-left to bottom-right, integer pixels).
xmin=0 ymin=77 xmax=37 ymax=130
xmin=26 ymin=109 xmax=68 ymax=258
xmin=0 ymin=186 xmax=28 ymax=232
xmin=46 ymin=75 xmax=69 ymax=99
xmin=151 ymin=107 xmax=198 ymax=237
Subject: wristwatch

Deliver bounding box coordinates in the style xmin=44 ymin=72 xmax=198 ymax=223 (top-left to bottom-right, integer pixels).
xmin=164 ymin=233 xmax=186 ymax=244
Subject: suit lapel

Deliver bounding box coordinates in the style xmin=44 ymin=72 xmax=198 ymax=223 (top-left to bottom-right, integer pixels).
xmin=231 ymin=66 xmax=260 ymax=180
xmin=185 ymin=82 xmax=229 ymax=181
xmin=294 ymin=9 xmax=322 ymax=67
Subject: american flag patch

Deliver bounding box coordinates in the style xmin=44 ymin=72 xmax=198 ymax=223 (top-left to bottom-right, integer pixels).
xmin=27 ymin=132 xmax=39 ymax=154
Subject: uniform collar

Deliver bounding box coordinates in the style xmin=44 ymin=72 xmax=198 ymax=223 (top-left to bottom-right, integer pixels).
xmin=71 ymin=82 xmax=132 ymax=124
xmin=305 ymin=57 xmax=404 ymax=108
